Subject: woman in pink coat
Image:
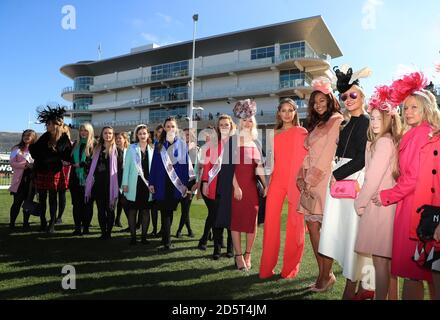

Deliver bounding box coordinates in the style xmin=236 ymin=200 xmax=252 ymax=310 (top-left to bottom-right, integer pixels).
xmin=373 ymin=72 xmax=439 ymax=299
xmin=411 ymin=129 xmax=440 ymax=300
xmin=354 ymin=85 xmax=401 ymax=300
xmin=9 ymin=129 xmax=37 ymax=229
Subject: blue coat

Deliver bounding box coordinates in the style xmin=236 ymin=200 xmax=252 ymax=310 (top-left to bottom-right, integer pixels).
xmin=122 ymin=143 xmax=154 ymax=202
xmin=149 ymin=138 xmax=190 ymax=201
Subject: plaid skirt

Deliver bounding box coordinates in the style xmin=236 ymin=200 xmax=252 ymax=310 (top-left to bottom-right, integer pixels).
xmin=35 ymin=169 xmax=68 ymax=191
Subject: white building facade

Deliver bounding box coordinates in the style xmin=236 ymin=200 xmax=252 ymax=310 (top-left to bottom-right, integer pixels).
xmin=61 ymin=16 xmax=342 ymax=131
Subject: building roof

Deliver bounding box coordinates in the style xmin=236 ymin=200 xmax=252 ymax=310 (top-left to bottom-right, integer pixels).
xmin=60 ymin=15 xmax=342 ymax=79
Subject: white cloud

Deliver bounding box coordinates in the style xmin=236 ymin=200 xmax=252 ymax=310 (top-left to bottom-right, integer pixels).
xmin=156 ymin=12 xmax=173 ymax=24
xmin=361 ymin=0 xmax=384 ymax=31
xmin=141 ymin=32 xmax=160 ymax=43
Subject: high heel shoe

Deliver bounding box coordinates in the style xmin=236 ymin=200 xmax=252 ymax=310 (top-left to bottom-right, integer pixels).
xmin=310 ymin=274 xmax=336 ymax=293
xmin=244 ymin=251 xmax=252 ymax=270
xmin=234 ymin=254 xmax=246 ymax=271
xmin=351 ymin=290 xmax=375 ymax=300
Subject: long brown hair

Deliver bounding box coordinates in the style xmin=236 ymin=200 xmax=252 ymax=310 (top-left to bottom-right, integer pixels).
xmin=275 ymin=98 xmax=300 ymax=130
xmin=15 ymin=129 xmax=37 ymax=151
xmin=97 ymin=126 xmax=116 ymax=157
xmin=215 ymin=114 xmax=236 ymax=142
xmin=116 ymin=131 xmax=130 ymax=149
xmin=156 ymin=117 xmax=178 ymax=152
xmin=307 ymin=91 xmax=341 ymax=132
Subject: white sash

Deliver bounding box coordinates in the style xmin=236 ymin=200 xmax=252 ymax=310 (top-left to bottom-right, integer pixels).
xmin=160 ymin=144 xmax=188 ymax=197
xmin=130 ymin=144 xmax=149 ymax=188
xmin=208 ymin=143 xmax=224 ymax=187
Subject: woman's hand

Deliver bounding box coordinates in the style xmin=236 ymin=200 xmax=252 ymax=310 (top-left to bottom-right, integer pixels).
xmin=202 ymin=182 xmax=209 ymax=198
xmin=372 ymin=192 xmax=383 ymax=207
xmin=191 ymin=182 xmax=199 ymax=194
xmin=329 ymin=175 xmax=336 ymax=188
xmin=149 ymin=185 xmax=155 ymax=194
xmin=234 ymin=187 xmax=243 ymax=201
xmin=122 ymin=185 xmax=128 ymax=193
xmin=72 ymin=163 xmax=80 ymax=168
xmin=433 ymin=224 xmax=440 ymax=242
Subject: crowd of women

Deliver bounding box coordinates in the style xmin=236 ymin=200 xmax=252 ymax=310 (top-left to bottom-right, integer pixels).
xmin=8 ymin=64 xmax=440 ymax=300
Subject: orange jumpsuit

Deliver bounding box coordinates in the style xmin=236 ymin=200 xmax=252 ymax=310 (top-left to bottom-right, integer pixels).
xmin=259 ymin=126 xmax=308 ymax=279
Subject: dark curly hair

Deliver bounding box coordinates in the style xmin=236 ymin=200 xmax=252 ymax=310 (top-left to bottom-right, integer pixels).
xmin=306 ymin=91 xmax=341 ymax=132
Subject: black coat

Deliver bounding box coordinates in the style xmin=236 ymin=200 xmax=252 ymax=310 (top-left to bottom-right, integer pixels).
xmin=29 ymin=132 xmax=72 ymax=173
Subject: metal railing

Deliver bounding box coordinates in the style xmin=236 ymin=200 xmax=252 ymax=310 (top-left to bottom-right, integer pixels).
xmin=85 ymin=51 xmax=329 ymax=93
xmin=89 ymin=70 xmax=190 ymax=92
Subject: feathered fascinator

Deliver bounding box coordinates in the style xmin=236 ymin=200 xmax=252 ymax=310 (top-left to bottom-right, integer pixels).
xmin=233 ymin=99 xmax=257 ymax=119
xmin=389 ymin=71 xmax=429 ymax=106
xmin=367 ymin=85 xmax=399 ymax=116
xmin=333 ymin=64 xmax=372 ymax=94
xmin=312 ymin=77 xmax=333 ymax=95
xmin=36 ymin=105 xmax=66 ymax=124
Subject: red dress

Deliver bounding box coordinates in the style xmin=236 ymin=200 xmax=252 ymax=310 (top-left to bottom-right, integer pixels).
xmin=230 ymin=145 xmax=261 ymax=233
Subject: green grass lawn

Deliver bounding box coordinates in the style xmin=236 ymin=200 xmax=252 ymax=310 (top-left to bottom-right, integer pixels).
xmin=0 ymin=189 xmax=348 ymax=300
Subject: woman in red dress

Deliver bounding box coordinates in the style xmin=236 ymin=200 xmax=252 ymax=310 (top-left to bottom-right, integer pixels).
xmin=230 ymin=103 xmax=267 ymax=271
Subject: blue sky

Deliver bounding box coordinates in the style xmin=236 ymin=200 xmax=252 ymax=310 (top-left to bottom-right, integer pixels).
xmin=1 ymin=0 xmax=439 ymax=132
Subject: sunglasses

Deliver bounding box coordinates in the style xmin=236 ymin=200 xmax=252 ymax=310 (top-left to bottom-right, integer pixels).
xmin=340 ymin=92 xmax=358 ymax=102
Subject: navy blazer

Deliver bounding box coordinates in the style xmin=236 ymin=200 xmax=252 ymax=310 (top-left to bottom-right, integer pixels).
xmin=149 ymin=138 xmax=190 ymax=201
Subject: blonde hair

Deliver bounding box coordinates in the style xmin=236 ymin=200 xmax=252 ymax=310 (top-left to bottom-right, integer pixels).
xmin=275 ymin=98 xmax=300 ymax=129
xmin=97 ymin=126 xmax=115 ymax=157
xmin=367 ymin=109 xmax=402 ymax=179
xmin=402 ymin=90 xmax=440 ymax=132
xmin=79 ymin=122 xmax=95 ymax=157
xmin=342 ymin=85 xmax=367 ymax=122
xmin=239 ymin=116 xmax=258 ymax=141
xmin=116 ymin=131 xmax=130 ymax=148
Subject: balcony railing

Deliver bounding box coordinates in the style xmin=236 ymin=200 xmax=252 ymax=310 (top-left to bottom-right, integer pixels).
xmin=86 ymin=51 xmax=329 ymax=93
xmin=89 ymin=70 xmax=190 ymax=92
xmin=89 ymin=92 xmax=189 ymax=111
xmin=62 ymin=86 xmax=92 ymax=95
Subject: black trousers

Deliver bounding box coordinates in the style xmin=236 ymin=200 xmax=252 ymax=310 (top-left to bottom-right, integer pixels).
xmin=160 ymin=209 xmax=173 ymax=233
xmin=39 ymin=190 xmax=58 ymax=227
xmin=177 ymin=195 xmax=193 ymax=234
xmin=128 ymin=208 xmax=151 ymax=239
xmin=115 ymin=192 xmax=129 ymax=224
xmin=9 ymin=179 xmax=32 ymax=227
xmin=95 ymin=197 xmax=115 ymax=236
xmin=150 ymin=207 xmax=159 ymax=233
xmin=160 ymin=210 xmax=174 ymax=247
xmin=213 ymin=227 xmax=233 ymax=255
xmin=199 ymin=195 xmax=217 ymax=245
xmin=70 ymin=185 xmax=93 ymax=231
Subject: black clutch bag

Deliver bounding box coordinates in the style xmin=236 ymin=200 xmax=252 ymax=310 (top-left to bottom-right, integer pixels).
xmin=416 ymin=205 xmax=440 ymax=241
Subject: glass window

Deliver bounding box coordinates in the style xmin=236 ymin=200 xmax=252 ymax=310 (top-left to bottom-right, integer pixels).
xmin=73 ymin=95 xmax=93 ymax=110
xmin=150 ymin=83 xmax=188 ymax=102
xmin=251 ymin=46 xmax=275 ymax=60
xmin=151 ymin=60 xmax=189 ymax=81
xmin=149 ymin=105 xmax=187 ymax=123
xmin=74 ymin=77 xmax=93 ymax=91
xmin=280 ymin=42 xmax=306 ymax=60
xmin=279 ymin=70 xmax=312 ymax=88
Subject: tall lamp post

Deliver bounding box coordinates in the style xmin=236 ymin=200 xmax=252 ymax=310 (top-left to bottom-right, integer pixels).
xmin=189 ymin=14 xmax=198 ymax=129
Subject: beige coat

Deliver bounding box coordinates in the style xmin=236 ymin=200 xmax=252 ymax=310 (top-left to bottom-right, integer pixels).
xmin=297 ymin=113 xmax=343 ymax=215
xmin=354 ymin=136 xmax=397 ymax=258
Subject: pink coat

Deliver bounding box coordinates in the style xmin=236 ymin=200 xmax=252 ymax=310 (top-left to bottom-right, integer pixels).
xmin=380 ymin=121 xmax=432 ymax=281
xmin=355 ymin=136 xmax=397 ymax=258
xmin=9 ymin=147 xmax=32 ymax=193
xmin=410 ymin=132 xmax=440 ymax=247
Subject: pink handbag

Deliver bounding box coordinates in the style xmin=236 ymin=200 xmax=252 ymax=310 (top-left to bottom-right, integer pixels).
xmin=330 ymin=179 xmax=360 ymax=199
